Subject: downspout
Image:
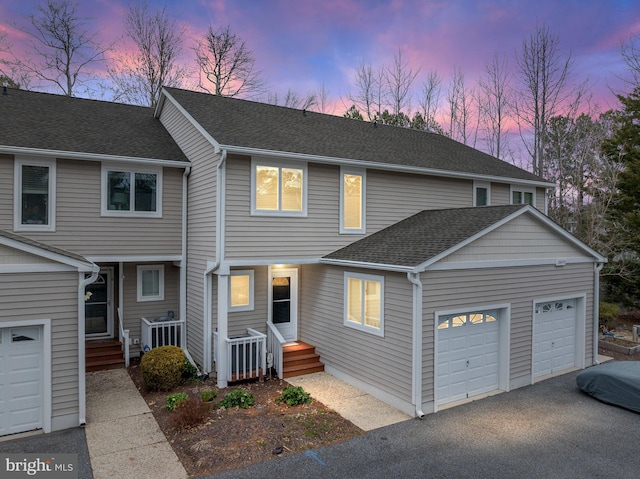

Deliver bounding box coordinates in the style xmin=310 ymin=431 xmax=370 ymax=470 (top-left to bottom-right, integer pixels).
xmin=204 ymin=150 xmax=227 ymax=377
xmin=78 ymin=265 xmax=100 ymax=426
xmin=407 ymin=272 xmax=425 ymax=418
xmin=180 ymin=166 xmax=191 ymax=357
xmin=593 ymin=262 xmax=604 ymax=365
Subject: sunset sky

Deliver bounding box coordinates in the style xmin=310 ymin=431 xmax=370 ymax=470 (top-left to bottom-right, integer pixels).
xmin=1 ymin=0 xmax=639 ymax=117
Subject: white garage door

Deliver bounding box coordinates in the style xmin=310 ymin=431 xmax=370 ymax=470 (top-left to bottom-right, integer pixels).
xmin=437 ymin=310 xmax=500 ymax=406
xmin=0 ymin=326 xmax=43 ymax=436
xmin=533 ymin=299 xmax=577 ymax=378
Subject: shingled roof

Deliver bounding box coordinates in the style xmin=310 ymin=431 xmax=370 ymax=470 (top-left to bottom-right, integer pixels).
xmin=323 ymin=204 xmax=528 ymax=269
xmin=164 ymin=87 xmax=547 ymax=184
xmin=0 ymin=88 xmax=187 ymax=162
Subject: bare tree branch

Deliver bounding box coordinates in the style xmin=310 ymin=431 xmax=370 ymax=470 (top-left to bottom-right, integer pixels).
xmin=386 ymin=49 xmax=420 ymax=117
xmin=477 ymin=53 xmax=511 ymax=159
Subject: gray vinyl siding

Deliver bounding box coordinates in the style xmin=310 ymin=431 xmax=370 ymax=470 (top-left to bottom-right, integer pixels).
xmin=120 ymin=262 xmax=180 ymax=356
xmin=299 ymin=264 xmax=414 ymax=403
xmin=0 ymin=155 xmax=12 ymax=227
xmin=224 ymin=157 xmax=472 ymax=260
xmin=0 ymin=271 xmax=80 ymax=427
xmin=490 ymin=182 xmax=510 ymax=205
xmin=0 ymin=245 xmax=56 ymax=264
xmin=159 ymin=99 xmax=218 ymax=368
xmin=420 ymin=263 xmax=594 ymax=401
xmin=0 ymin=157 xmax=183 ymax=256
xmin=536 ymin=187 xmax=546 ymax=211
xmin=227 ymin=266 xmax=268 ymax=338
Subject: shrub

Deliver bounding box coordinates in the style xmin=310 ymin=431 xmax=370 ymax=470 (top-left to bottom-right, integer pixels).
xmin=166 ymin=392 xmax=188 ymax=411
xmin=200 ymin=389 xmax=217 ymax=402
xmin=141 ymin=345 xmax=186 ymax=391
xmin=170 ymin=397 xmax=210 ymax=431
xmin=182 ymin=358 xmax=199 ymax=381
xmin=276 ymin=385 xmax=311 ymax=406
xmin=600 ymin=302 xmax=621 ymax=330
xmin=219 ymin=389 xmax=254 ymax=409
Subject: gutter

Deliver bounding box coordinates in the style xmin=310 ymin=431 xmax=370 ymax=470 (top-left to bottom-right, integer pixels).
xmin=407 ymin=272 xmax=425 ymax=418
xmin=78 ymin=265 xmax=100 ymax=426
xmin=593 ymin=262 xmax=604 ymax=365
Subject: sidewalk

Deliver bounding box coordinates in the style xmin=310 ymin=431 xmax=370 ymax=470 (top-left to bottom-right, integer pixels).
xmin=85 ymin=369 xmax=187 ymax=479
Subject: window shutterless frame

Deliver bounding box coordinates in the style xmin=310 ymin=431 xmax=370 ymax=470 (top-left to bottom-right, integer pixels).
xmin=14 ymin=157 xmax=56 ymax=232
xmin=340 ymin=167 xmax=366 ymax=234
xmin=137 ymin=264 xmax=165 ymax=302
xmin=343 ymin=272 xmax=384 ymax=337
xmin=250 ymin=158 xmax=308 ymax=217
xmin=101 ymin=164 xmax=163 ymax=218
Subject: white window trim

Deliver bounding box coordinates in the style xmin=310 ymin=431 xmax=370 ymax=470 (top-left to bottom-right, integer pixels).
xmin=250 ymin=157 xmax=308 ymax=217
xmin=343 ymin=272 xmax=384 ymax=337
xmin=473 ymin=181 xmax=491 ymax=207
xmin=340 ymin=167 xmax=366 ymax=234
xmin=229 ymin=269 xmax=255 ymax=312
xmin=14 ymin=157 xmax=56 ymax=232
xmin=137 ymin=264 xmax=165 ymax=302
xmin=101 ymin=164 xmax=163 ymax=218
xmin=510 ymin=185 xmax=536 ymax=206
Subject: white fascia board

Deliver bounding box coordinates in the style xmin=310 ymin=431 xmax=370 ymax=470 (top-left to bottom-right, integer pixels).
xmin=426 ymin=257 xmax=599 ymax=271
xmin=221 ymin=257 xmax=320 ymax=268
xmin=0 ymin=264 xmax=77 ymax=273
xmin=87 ymin=255 xmax=183 ymax=263
xmin=0 ymin=146 xmax=189 ymax=169
xmin=158 ymin=88 xmax=222 ymax=154
xmin=414 ymin=205 xmax=607 ymax=272
xmin=319 ymin=258 xmax=414 ymax=273
xmin=221 ymin=145 xmax=555 ymax=189
xmin=0 ymin=236 xmax=96 ymax=272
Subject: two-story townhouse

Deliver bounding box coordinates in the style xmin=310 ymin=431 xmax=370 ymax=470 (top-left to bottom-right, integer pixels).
xmin=0 ymin=88 xmax=188 ymax=436
xmin=156 ymin=87 xmax=606 ymax=418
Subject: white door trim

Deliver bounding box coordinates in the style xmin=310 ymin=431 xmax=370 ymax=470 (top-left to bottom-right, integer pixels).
xmin=433 ymin=303 xmax=510 ymax=412
xmin=0 ymin=318 xmax=51 ymax=435
xmin=85 ymin=267 xmax=114 ymax=339
xmin=268 ymin=266 xmax=298 ymax=342
xmin=531 ymin=293 xmax=586 ymax=383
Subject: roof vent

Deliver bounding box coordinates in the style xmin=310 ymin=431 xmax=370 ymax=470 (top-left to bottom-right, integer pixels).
xmin=302 ymin=108 xmax=307 ymax=117
xmin=2 ymin=85 xmax=7 ymax=96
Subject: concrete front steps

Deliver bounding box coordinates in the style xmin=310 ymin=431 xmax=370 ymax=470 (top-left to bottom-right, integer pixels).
xmin=282 ymin=341 xmax=324 ymax=378
xmin=86 ymin=339 xmax=125 ymax=372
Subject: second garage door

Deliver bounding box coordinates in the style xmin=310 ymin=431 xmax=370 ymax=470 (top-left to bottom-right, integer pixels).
xmin=533 ymin=299 xmax=577 ymax=378
xmin=436 ymin=310 xmax=500 ymax=406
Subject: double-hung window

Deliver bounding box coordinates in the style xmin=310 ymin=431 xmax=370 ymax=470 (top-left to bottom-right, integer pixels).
xmin=229 ymin=270 xmax=255 ymax=312
xmin=340 ymin=168 xmax=366 ymax=233
xmin=511 ymin=186 xmax=535 ymax=206
xmin=102 ymin=165 xmax=162 ymax=217
xmin=344 ymin=272 xmax=384 ymax=337
xmin=473 ymin=181 xmax=490 ymax=207
xmin=137 ymin=265 xmax=164 ymax=302
xmin=14 ymin=157 xmax=56 ymax=232
xmin=251 ymin=158 xmax=307 ymax=216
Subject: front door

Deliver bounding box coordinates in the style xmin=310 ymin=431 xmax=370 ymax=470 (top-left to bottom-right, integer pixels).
xmin=85 ymin=268 xmax=114 ymax=338
xmin=270 ymin=268 xmax=298 ymax=343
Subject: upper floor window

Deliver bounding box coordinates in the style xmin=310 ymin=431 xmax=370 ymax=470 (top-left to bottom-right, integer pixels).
xmin=344 ymin=272 xmax=384 ymax=337
xmin=229 ymin=270 xmax=255 ymax=312
xmin=14 ymin=157 xmax=56 ymax=232
xmin=473 ymin=181 xmax=491 ymax=207
xmin=251 ymin=158 xmax=307 ymax=216
xmin=511 ymin=186 xmax=535 ymax=206
xmin=101 ymin=165 xmax=162 ymax=217
xmin=341 ymin=168 xmax=366 ymax=234
xmin=137 ymin=264 xmax=164 ymax=302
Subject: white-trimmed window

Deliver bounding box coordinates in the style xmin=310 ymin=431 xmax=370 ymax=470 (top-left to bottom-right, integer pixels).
xmin=251 ymin=158 xmax=307 ymax=216
xmin=14 ymin=157 xmax=56 ymax=232
xmin=473 ymin=181 xmax=491 ymax=207
xmin=137 ymin=265 xmax=164 ymax=302
xmin=344 ymin=272 xmax=384 ymax=336
xmin=102 ymin=165 xmax=162 ymax=217
xmin=340 ymin=168 xmax=366 ymax=234
xmin=511 ymin=186 xmax=535 ymax=206
xmin=230 ymin=270 xmax=254 ymax=312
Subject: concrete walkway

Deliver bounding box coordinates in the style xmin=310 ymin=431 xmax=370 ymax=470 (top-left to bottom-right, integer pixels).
xmin=287 ymin=372 xmax=411 ymax=430
xmin=85 ymin=369 xmax=187 ymax=479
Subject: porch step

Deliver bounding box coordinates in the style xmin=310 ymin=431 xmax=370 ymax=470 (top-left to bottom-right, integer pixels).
xmin=86 ymin=340 xmax=125 ymax=372
xmin=282 ymin=342 xmax=324 ymax=378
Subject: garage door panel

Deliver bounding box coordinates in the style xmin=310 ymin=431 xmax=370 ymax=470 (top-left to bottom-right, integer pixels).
xmin=533 ymin=300 xmax=577 ymax=378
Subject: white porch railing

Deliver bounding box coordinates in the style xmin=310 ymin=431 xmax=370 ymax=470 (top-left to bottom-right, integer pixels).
xmin=266 ymin=321 xmax=286 ymax=379
xmin=141 ymin=317 xmax=184 ymax=353
xmin=117 ymin=307 xmax=130 ymax=367
xmin=213 ymin=329 xmax=267 ymax=382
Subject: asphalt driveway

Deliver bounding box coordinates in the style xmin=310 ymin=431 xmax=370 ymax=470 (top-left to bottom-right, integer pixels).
xmin=204 ymin=370 xmax=640 ymax=479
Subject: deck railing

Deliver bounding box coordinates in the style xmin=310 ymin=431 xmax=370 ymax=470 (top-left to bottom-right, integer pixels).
xmin=141 ymin=317 xmax=184 ymax=353
xmin=213 ymin=329 xmax=267 ymax=382
xmin=266 ymin=321 xmax=286 ymax=379
xmin=117 ymin=307 xmax=130 ymax=367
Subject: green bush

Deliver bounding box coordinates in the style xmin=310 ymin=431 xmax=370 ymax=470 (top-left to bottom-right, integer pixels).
xmin=182 ymin=358 xmax=199 ymax=381
xmin=166 ymin=392 xmax=188 ymax=411
xmin=200 ymin=389 xmax=217 ymax=402
xmin=219 ymin=389 xmax=254 ymax=409
xmin=276 ymin=385 xmax=312 ymax=406
xmin=141 ymin=346 xmax=186 ymax=391
xmin=600 ymin=302 xmax=621 ymax=330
